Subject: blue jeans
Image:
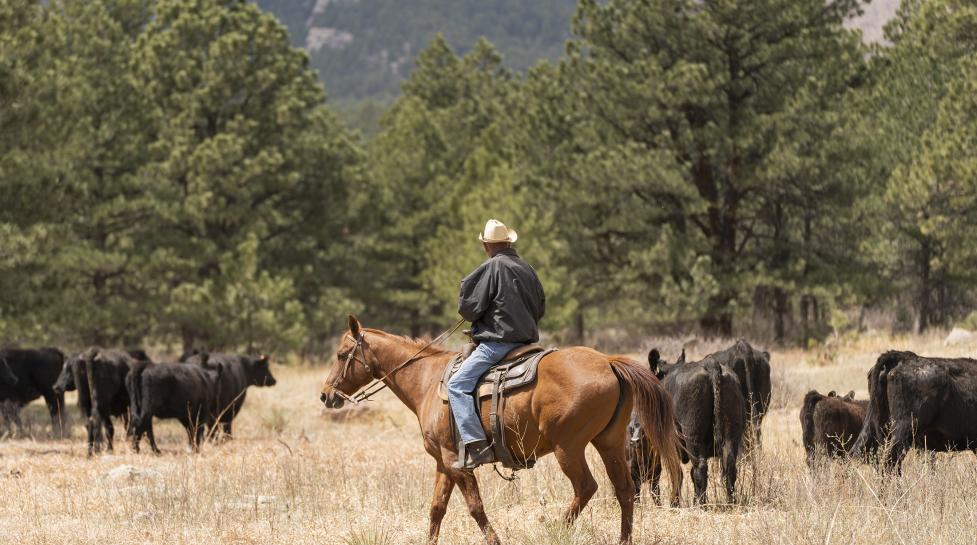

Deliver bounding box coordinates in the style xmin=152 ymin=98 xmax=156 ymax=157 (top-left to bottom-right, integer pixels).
xmin=448 ymin=341 xmax=520 ymax=445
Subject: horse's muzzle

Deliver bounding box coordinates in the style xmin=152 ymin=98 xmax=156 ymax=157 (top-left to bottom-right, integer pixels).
xmin=320 ymin=392 xmax=345 ymax=409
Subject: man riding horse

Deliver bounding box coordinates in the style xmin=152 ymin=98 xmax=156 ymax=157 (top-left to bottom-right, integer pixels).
xmin=449 ymin=218 xmax=546 ymax=469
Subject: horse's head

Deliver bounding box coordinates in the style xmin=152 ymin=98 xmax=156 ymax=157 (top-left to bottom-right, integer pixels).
xmin=320 ymin=315 xmax=380 ymax=409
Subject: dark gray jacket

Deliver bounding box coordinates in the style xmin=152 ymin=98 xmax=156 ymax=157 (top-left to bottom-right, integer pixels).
xmin=458 ymin=248 xmax=545 ymax=344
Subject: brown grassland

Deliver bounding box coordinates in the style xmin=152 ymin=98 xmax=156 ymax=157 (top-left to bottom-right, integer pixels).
xmin=1 ymin=332 xmax=976 ymax=544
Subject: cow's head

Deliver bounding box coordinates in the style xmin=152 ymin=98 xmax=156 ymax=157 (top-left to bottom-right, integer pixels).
xmin=52 ymin=355 xmax=79 ymax=394
xmin=648 ymin=348 xmax=684 ymax=380
xmin=321 ymin=315 xmax=377 ymax=409
xmin=246 ymin=353 xmax=277 ymax=387
xmin=0 ymin=357 xmax=17 ymax=386
xmin=179 ymin=348 xmax=201 ymax=363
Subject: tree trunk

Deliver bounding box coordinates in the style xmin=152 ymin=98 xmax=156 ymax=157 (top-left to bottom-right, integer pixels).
xmin=410 ymin=308 xmax=421 ymax=338
xmin=916 ymin=240 xmax=931 ymax=334
xmin=700 ymin=294 xmax=733 ymax=338
xmin=181 ymin=325 xmax=196 ymax=355
xmin=574 ymin=311 xmax=585 ymax=345
xmin=773 ymin=287 xmax=788 ymax=342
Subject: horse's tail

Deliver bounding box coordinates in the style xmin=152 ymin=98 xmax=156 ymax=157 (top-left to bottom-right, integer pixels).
xmin=608 ymin=357 xmax=682 ymax=503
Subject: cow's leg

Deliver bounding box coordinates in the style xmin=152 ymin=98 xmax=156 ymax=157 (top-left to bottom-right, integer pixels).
xmin=594 ymin=440 xmax=636 ymax=545
xmin=121 ymin=410 xmax=131 ymax=438
xmin=131 ymin=426 xmax=142 ymax=454
xmin=649 ymin=456 xmax=663 ymax=506
xmin=4 ymin=402 xmax=24 ymax=437
xmin=691 ymin=457 xmax=709 ymax=505
xmin=448 ymin=470 xmax=501 ymax=545
xmin=553 ymin=446 xmax=598 ymax=525
xmin=89 ymin=414 xmax=104 ymax=454
xmin=86 ymin=416 xmax=98 ymax=456
xmin=723 ymin=442 xmax=738 ymax=504
xmin=885 ymin=422 xmax=913 ymax=474
xmin=103 ymin=414 xmax=115 ymax=452
xmin=221 ymin=420 xmax=232 ymax=439
xmin=146 ymin=420 xmax=160 ymax=454
xmin=40 ymin=389 xmax=65 ymax=439
xmin=629 ymin=450 xmax=643 ymax=500
xmin=427 ymin=466 xmax=455 ymax=544
xmin=194 ymin=423 xmax=206 ymax=450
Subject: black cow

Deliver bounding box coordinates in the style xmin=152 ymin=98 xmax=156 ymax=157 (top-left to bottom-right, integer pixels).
xmin=126 ymin=349 xmax=153 ymax=363
xmin=0 ymin=348 xmax=66 ymax=437
xmin=800 ymin=390 xmax=867 ymax=467
xmin=701 ymin=340 xmax=771 ymax=450
xmin=0 ymin=358 xmax=17 ymax=385
xmin=53 ymin=348 xmax=138 ymax=455
xmin=180 ymin=351 xmax=276 ymax=438
xmin=127 ymin=356 xmax=220 ymax=453
xmin=633 ymin=349 xmax=746 ymax=505
xmin=852 ymin=351 xmax=977 ymax=471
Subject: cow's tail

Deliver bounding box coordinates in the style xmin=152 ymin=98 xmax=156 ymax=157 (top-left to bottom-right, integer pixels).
xmin=85 ymin=351 xmax=100 ymax=419
xmin=742 ymin=355 xmax=755 ymax=420
xmin=853 ymin=351 xmax=904 ymax=457
xmin=873 ymin=351 xmax=903 ymax=432
xmin=125 ymin=363 xmax=147 ymax=433
xmin=705 ymin=360 xmax=726 ymax=469
xmin=608 ymin=357 xmax=683 ymax=504
xmin=801 ymin=391 xmax=823 ymax=460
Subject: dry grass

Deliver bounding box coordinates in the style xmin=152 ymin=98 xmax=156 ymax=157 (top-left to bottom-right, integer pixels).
xmin=1 ymin=333 xmax=976 ymax=544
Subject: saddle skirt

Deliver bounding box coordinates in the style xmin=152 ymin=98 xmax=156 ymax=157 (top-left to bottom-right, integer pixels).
xmin=438 ymin=346 xmax=557 ymax=401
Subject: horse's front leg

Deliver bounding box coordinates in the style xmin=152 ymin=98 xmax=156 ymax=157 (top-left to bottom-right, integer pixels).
xmin=449 ymin=469 xmax=501 ymax=545
xmin=428 ymin=465 xmax=455 ymax=544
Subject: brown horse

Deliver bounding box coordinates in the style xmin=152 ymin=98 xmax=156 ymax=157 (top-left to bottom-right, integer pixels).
xmin=320 ymin=316 xmax=682 ymax=545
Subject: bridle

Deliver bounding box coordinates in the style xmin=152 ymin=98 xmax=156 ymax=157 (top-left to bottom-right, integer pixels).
xmin=324 ymin=318 xmax=465 ymax=404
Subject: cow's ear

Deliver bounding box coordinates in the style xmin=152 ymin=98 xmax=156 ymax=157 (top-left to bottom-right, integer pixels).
xmin=348 ymin=315 xmax=362 ymax=338
xmin=648 ymin=349 xmax=661 ymax=369
xmin=845 ymin=390 xmax=855 ymax=401
xmin=677 ymin=349 xmax=686 ymax=365
xmin=828 ymin=391 xmax=837 ymax=397
xmin=762 ymin=351 xmax=770 ymax=362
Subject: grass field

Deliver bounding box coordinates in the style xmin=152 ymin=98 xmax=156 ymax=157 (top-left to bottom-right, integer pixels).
xmin=1 ymin=332 xmax=976 ymax=544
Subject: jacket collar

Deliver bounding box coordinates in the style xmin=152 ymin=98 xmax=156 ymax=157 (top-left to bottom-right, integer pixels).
xmin=492 ymin=247 xmax=519 ymax=259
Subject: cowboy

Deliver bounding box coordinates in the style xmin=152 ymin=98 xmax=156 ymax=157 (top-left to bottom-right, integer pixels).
xmin=449 ymin=219 xmax=546 ymax=469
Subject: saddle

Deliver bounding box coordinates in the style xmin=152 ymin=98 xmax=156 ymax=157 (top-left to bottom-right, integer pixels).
xmin=439 ymin=344 xmax=557 ymax=469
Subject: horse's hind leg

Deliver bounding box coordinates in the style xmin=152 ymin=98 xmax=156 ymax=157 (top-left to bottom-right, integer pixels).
xmin=594 ymin=441 xmax=636 ymax=545
xmin=448 ymin=470 xmax=500 ymax=545
xmin=554 ymin=446 xmax=598 ymax=524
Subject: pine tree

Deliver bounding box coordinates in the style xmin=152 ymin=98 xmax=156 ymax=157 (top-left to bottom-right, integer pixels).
xmin=537 ymin=0 xmax=868 ymax=337
xmin=133 ymin=0 xmax=361 ymax=351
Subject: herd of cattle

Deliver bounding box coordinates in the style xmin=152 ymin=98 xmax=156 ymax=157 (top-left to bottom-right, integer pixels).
xmin=628 ymin=342 xmax=977 ymax=504
xmin=0 ymin=346 xmax=276 ymax=454
xmin=3 ymin=340 xmax=977 ymax=504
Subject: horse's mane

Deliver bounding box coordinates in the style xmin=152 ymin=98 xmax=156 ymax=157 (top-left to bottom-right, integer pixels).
xmin=364 ymin=328 xmax=457 ymax=357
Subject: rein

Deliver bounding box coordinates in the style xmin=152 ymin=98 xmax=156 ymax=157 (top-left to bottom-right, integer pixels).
xmin=342 ymin=318 xmax=465 ymax=404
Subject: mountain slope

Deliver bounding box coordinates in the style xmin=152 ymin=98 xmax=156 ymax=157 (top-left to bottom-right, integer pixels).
xmin=255 ymin=0 xmax=901 ymax=104
xmin=256 ymin=0 xmax=577 ymax=102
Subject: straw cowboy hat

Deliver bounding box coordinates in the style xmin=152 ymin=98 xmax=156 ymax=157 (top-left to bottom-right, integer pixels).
xmin=478 ymin=219 xmax=518 ymax=244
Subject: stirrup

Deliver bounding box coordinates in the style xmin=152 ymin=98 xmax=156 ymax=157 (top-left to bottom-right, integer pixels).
xmin=453 ymin=440 xmax=496 ymax=470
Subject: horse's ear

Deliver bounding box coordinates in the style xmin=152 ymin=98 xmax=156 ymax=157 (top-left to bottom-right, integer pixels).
xmin=845 ymin=390 xmax=856 ymax=401
xmin=677 ymin=349 xmax=686 ymax=365
xmin=348 ymin=315 xmax=362 ymax=338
